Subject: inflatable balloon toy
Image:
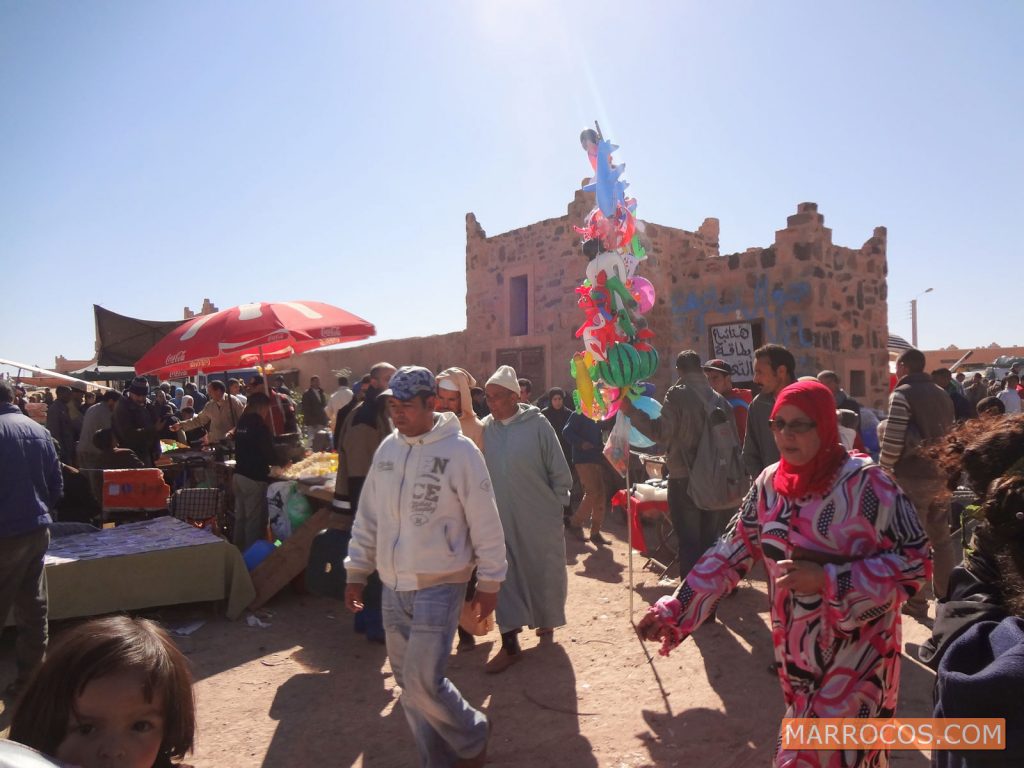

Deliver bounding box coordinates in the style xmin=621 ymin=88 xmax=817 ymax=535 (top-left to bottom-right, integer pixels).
xmin=586 ymin=251 xmax=629 ymax=289
xmin=586 ymin=284 xmax=616 ymax=322
xmin=595 ymin=342 xmax=643 ymax=389
xmin=603 ymin=386 xmax=622 ymax=418
xmin=603 ymin=274 xmax=638 ymax=313
xmin=579 ymin=128 xmax=600 ymax=171
xmin=581 ymin=314 xmax=622 ymax=363
xmin=581 ymin=139 xmax=627 ymax=217
xmin=629 ymin=276 xmax=656 ymax=314
xmin=627 ymin=395 xmax=662 ymax=448
xmin=570 ymin=352 xmax=597 ymax=418
xmin=573 ymin=125 xmax=661 ymax=420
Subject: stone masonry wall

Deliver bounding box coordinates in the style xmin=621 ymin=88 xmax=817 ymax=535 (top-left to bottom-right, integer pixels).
xmin=290 ymin=195 xmax=891 ymax=409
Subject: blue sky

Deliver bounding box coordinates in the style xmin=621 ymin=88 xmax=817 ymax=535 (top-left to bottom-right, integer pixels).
xmin=2 ymin=1 xmax=1021 ymax=375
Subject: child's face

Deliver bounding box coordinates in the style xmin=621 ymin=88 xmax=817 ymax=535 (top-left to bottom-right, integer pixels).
xmin=56 ymin=673 xmax=165 ymax=768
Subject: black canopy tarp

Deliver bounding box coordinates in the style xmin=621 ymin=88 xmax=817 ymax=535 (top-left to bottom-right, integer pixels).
xmin=68 ymin=364 xmax=138 ymax=381
xmin=94 ymin=305 xmax=184 ymax=367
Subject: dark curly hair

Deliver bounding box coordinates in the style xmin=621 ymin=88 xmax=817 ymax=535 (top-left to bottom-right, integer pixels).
xmin=933 ymin=414 xmax=1024 ymax=617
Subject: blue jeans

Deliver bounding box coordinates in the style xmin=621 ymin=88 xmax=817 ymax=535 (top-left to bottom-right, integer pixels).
xmin=382 ymin=582 xmax=488 ymax=767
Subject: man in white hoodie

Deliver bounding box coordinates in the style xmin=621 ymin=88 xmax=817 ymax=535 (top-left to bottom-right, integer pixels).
xmin=344 ymin=366 xmax=506 ymax=768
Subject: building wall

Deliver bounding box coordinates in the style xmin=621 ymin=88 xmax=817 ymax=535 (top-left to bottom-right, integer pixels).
xmin=290 ymin=194 xmax=891 ymax=409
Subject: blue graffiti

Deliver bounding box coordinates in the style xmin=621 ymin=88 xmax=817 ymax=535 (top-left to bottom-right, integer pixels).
xmin=670 ymin=275 xmax=813 ymax=348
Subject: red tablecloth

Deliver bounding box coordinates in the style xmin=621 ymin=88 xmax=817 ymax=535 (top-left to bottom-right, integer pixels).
xmin=612 ymin=490 xmax=669 ymax=555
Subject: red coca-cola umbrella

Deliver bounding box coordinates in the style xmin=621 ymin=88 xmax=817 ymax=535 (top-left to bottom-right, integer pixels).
xmin=134 ymin=301 xmax=375 ymax=378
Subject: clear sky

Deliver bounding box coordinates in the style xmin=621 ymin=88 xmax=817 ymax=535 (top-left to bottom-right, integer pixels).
xmin=2 ymin=1 xmax=1021 ymax=376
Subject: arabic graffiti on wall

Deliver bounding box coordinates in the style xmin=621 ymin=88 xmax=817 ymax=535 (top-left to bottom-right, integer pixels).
xmin=710 ymin=323 xmax=755 ymax=379
xmin=670 ymin=275 xmax=813 ymax=349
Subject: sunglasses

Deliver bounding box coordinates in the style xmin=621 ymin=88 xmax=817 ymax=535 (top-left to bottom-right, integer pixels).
xmin=769 ymin=418 xmax=817 ymax=435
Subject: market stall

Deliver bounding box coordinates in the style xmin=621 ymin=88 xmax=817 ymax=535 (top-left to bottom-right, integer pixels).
xmin=248 ymin=453 xmax=344 ymax=609
xmin=6 ymin=517 xmax=254 ymax=626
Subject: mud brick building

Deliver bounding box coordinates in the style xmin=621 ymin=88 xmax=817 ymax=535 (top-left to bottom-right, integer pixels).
xmin=293 ymin=193 xmax=891 ymax=408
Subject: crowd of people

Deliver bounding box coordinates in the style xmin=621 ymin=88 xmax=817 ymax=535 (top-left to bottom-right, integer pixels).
xmin=2 ymin=343 xmax=1023 ymax=767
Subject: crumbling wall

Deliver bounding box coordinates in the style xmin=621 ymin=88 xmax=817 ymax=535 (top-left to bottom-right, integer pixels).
xmin=291 ymin=198 xmax=890 ymax=409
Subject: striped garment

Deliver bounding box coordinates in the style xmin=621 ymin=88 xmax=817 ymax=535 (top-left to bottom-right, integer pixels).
xmin=648 ymin=455 xmax=931 ymax=767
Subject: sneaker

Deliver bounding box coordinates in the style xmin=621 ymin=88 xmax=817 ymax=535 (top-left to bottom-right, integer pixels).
xmin=485 ymin=649 xmax=522 ymax=674
xmin=589 ymin=531 xmax=610 ymax=546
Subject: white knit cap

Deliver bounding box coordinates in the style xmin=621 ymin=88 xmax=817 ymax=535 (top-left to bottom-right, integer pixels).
xmin=437 ymin=378 xmax=460 ymax=392
xmin=486 ymin=365 xmax=520 ymax=394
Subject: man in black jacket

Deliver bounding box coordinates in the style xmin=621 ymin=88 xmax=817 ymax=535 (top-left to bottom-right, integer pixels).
xmin=622 ymin=351 xmax=738 ymax=575
xmin=300 ymin=375 xmax=328 ymax=442
xmin=112 ymin=378 xmax=164 ymax=467
xmin=880 ymin=348 xmax=955 ymax=617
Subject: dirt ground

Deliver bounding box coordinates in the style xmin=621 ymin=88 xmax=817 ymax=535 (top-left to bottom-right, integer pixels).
xmin=1 ymin=510 xmax=938 ymax=767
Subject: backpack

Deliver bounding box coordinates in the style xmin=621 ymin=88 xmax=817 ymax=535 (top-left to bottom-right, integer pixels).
xmin=685 ymin=392 xmax=747 ymax=511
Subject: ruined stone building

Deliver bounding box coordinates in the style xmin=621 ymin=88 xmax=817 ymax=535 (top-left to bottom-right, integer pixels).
xmin=293 ymin=191 xmax=891 ymax=408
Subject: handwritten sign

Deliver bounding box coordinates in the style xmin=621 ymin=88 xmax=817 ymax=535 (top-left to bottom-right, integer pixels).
xmin=710 ymin=323 xmax=755 ymax=380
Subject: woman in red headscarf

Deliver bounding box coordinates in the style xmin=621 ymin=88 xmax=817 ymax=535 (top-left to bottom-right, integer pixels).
xmin=638 ymin=381 xmax=931 ymax=767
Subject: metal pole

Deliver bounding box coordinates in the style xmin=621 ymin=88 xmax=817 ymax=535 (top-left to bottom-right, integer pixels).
xmin=627 ymin=443 xmax=633 ymax=619
xmin=911 ymin=299 xmax=919 ymax=348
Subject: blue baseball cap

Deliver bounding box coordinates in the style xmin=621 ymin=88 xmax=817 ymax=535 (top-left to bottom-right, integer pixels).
xmin=380 ymin=366 xmax=436 ymax=401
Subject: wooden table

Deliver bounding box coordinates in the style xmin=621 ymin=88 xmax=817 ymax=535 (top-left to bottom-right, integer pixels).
xmin=248 ymin=477 xmax=350 ymax=610
xmin=7 ymin=518 xmax=255 ymax=625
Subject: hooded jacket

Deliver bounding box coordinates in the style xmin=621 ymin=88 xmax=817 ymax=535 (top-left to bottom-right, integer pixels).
xmin=344 ymin=411 xmax=507 ymax=594
xmin=933 ymin=617 xmax=1024 ymax=767
xmin=629 ymin=372 xmax=729 ymax=480
xmin=435 ymin=367 xmax=484 ymax=450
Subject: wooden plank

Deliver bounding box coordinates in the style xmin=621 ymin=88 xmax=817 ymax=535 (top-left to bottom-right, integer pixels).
xmin=247 ymin=505 xmax=351 ymax=610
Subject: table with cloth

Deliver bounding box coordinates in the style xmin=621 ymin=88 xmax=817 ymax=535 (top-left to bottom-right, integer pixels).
xmin=15 ymin=517 xmax=255 ymax=623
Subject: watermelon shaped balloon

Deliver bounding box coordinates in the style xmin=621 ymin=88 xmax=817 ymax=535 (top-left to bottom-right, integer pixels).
xmin=596 ymin=342 xmax=642 ymax=388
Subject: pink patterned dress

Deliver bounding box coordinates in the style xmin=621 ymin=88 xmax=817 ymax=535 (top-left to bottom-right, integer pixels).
xmin=649 ymin=455 xmax=930 ymax=767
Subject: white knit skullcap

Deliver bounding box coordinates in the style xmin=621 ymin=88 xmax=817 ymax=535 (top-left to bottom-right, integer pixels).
xmin=486 ymin=365 xmax=520 ymax=394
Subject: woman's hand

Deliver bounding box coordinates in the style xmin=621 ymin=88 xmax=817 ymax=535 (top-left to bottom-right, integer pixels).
xmin=776 ymin=559 xmax=826 ymax=594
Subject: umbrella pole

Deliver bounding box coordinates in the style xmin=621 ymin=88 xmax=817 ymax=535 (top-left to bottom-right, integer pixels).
xmin=627 ymin=451 xmax=634 ymax=620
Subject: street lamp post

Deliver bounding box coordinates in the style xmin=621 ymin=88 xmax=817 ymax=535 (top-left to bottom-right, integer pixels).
xmin=910 ymin=287 xmax=934 ymax=348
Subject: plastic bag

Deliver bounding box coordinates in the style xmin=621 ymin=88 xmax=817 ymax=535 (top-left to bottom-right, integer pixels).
xmin=603 ymin=411 xmax=631 ymax=477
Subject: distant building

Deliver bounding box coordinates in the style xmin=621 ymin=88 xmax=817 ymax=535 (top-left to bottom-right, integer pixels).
xmin=293 ymin=193 xmax=892 ymax=407
xmin=924 ymin=344 xmax=1024 ymax=373
xmin=53 ymin=356 xmax=94 ymax=374
xmin=184 ymin=298 xmax=219 ymax=319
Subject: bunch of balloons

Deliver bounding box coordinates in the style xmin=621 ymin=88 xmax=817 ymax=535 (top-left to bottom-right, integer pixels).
xmin=571 ymin=125 xmax=661 ymax=440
